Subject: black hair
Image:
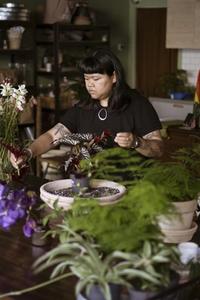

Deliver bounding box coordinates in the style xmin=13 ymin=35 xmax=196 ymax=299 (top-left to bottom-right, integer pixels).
xmin=78 ymin=48 xmax=132 ymax=110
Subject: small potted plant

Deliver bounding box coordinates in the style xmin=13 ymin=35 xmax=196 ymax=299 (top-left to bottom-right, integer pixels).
xmin=158 ymin=69 xmax=195 ymax=100
xmin=53 ymin=131 xmax=112 ymax=193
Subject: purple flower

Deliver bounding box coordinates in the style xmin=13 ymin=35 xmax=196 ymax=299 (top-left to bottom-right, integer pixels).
xmin=0 ymin=183 xmax=39 ymax=238
xmin=0 ymin=215 xmax=16 ymax=229
xmin=23 ymin=218 xmax=37 ymax=238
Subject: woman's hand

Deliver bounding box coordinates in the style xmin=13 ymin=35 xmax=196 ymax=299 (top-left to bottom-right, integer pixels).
xmin=10 ymin=148 xmax=32 ymax=170
xmin=114 ymin=132 xmax=136 ymax=148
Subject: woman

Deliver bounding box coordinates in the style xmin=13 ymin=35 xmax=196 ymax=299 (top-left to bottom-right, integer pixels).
xmin=11 ymin=48 xmax=163 ymax=169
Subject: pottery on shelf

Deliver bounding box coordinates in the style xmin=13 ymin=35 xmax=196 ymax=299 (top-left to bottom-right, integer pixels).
xmin=40 ymin=179 xmax=126 ymax=210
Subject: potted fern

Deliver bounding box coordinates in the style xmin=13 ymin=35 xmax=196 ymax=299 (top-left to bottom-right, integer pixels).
xmin=141 ymin=160 xmax=199 ymax=242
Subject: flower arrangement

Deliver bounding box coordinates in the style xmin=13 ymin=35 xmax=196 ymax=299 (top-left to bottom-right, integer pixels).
xmin=0 ymin=181 xmax=39 ymax=237
xmin=0 ymin=80 xmax=28 ymax=182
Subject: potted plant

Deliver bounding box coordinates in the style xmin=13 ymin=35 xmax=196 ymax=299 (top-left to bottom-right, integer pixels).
xmin=158 ymin=69 xmax=195 ymax=100
xmin=52 ymin=131 xmax=112 ymax=193
xmin=112 ymin=240 xmax=180 ymax=300
xmin=141 ymin=160 xmax=199 ymax=242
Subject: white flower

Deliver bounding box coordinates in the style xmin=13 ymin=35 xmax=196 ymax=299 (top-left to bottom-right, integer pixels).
xmin=18 ymin=84 xmax=27 ymax=96
xmin=0 ymin=82 xmax=13 ymax=97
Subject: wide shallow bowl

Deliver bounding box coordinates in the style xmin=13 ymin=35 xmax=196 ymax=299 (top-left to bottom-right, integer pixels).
xmin=161 ymin=222 xmax=198 ymax=244
xmin=40 ymin=179 xmax=126 ymax=210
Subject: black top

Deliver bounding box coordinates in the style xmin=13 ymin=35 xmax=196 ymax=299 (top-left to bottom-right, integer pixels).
xmin=61 ymin=89 xmax=161 ymax=139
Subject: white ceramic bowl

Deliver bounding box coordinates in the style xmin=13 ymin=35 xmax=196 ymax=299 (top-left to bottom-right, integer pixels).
xmin=161 ymin=222 xmax=198 ymax=244
xmin=40 ymin=179 xmax=126 ymax=210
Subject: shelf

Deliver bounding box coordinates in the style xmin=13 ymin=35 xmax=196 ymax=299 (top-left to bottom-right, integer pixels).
xmin=36 ymin=23 xmax=109 ymax=31
xmin=36 ymin=40 xmax=109 ymax=46
xmin=0 ymin=49 xmax=34 ymax=54
xmin=0 ymin=20 xmax=33 ymax=28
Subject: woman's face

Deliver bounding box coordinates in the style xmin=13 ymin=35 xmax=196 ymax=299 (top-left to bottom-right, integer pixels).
xmin=84 ymin=72 xmax=116 ymax=103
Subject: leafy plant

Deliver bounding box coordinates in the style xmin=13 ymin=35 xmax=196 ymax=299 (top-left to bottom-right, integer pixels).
xmin=33 ymin=226 xmax=128 ymax=300
xmin=171 ymin=143 xmax=200 ymax=179
xmin=52 ymin=131 xmax=111 ymax=178
xmin=63 ymin=180 xmax=171 ymax=253
xmin=142 ymin=161 xmax=199 ymax=202
xmin=158 ymin=69 xmax=195 ymax=98
xmin=112 ymin=240 xmax=180 ymax=292
xmin=90 ymin=147 xmax=155 ymax=187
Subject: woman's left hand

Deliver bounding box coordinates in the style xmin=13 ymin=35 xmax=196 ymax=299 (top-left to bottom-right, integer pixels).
xmin=114 ymin=132 xmax=135 ymax=148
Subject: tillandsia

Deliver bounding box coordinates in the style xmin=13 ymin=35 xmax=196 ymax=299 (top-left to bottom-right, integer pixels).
xmin=0 ymin=181 xmax=39 ymax=237
xmin=52 ymin=130 xmax=112 ymax=175
xmin=0 ymin=80 xmax=28 ymax=181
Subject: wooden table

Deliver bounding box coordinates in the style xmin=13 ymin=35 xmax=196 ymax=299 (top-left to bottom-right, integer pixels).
xmin=0 ymin=176 xmax=76 ymax=300
xmin=0 ymin=177 xmax=200 ymax=300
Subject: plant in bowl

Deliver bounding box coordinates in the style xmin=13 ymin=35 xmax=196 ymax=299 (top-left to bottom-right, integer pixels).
xmin=52 ymin=131 xmax=111 ymax=193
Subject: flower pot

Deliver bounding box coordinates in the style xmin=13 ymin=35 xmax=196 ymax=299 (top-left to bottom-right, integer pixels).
xmin=158 ymin=200 xmax=197 ymax=230
xmin=77 ymin=284 xmax=121 ymax=300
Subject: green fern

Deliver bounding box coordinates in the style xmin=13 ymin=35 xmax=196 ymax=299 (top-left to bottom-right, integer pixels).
xmin=66 ymin=180 xmax=170 ymax=253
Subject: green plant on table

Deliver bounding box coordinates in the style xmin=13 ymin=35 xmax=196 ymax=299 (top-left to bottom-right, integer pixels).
xmin=142 ymin=161 xmax=199 ymax=202
xmin=64 ymin=180 xmax=171 ymax=253
xmin=112 ymin=240 xmax=180 ymax=292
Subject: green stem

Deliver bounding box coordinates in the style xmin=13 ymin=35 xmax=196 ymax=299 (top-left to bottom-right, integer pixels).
xmin=0 ymin=272 xmax=73 ymax=298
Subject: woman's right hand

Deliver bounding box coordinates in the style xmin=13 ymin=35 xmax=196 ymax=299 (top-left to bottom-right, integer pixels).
xmin=10 ymin=148 xmax=32 ymax=170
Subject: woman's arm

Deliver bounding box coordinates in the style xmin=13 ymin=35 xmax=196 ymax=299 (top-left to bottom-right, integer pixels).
xmin=114 ymin=130 xmax=164 ymax=158
xmin=10 ymin=123 xmax=70 ymax=169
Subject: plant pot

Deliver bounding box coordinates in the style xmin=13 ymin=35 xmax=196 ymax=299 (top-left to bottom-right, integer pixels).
xmin=77 ymin=284 xmax=121 ymax=300
xmin=158 ymin=199 xmax=197 ymax=230
xmin=129 ymin=272 xmax=179 ymax=300
xmin=128 ymin=288 xmax=176 ymax=300
xmin=40 ymin=179 xmax=126 ymax=210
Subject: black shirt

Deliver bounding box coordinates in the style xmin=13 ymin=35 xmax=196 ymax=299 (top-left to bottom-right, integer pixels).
xmin=61 ymin=90 xmax=161 ymax=138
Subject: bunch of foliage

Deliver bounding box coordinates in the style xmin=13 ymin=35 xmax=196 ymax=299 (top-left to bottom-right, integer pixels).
xmin=112 ymin=240 xmax=180 ymax=292
xmin=52 ymin=131 xmax=112 ymax=177
xmin=171 ymin=142 xmax=200 ymax=179
xmin=142 ymin=161 xmax=199 ymax=202
xmin=47 ymin=180 xmax=170 ymax=253
xmin=89 ymin=147 xmax=155 ymax=187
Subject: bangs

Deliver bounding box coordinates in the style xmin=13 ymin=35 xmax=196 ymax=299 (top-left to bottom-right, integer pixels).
xmin=79 ymin=56 xmax=114 ymax=75
xmin=79 ymin=57 xmax=105 ymax=74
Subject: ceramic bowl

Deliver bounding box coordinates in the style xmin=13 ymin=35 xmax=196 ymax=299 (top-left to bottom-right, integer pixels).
xmin=161 ymin=222 xmax=198 ymax=244
xmin=40 ymin=179 xmax=126 ymax=210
